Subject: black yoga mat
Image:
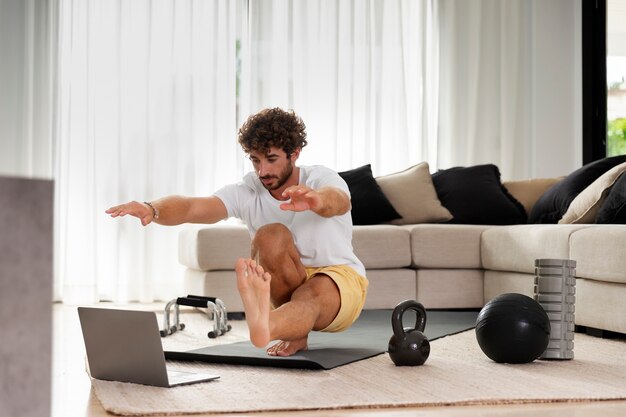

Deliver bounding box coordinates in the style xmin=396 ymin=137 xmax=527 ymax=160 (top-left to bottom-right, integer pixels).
xmin=164 ymin=309 xmax=478 ymax=370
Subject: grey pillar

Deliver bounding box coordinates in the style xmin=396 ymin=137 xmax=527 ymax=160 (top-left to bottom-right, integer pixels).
xmin=0 ymin=176 xmax=53 ymax=417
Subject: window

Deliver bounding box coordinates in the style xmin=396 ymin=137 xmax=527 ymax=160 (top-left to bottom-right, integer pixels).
xmin=607 ymin=0 xmax=626 ymax=156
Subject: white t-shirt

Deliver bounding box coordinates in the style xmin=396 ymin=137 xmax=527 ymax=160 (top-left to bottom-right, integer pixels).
xmin=214 ymin=165 xmax=365 ymax=276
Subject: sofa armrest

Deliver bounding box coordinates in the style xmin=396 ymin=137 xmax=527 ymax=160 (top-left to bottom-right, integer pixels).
xmin=178 ymin=224 xmax=251 ymax=271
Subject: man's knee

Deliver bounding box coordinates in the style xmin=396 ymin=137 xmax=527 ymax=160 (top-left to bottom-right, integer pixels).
xmin=253 ymin=223 xmax=293 ymax=252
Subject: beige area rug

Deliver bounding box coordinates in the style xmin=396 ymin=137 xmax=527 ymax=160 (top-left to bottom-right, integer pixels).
xmin=91 ymin=313 xmax=626 ymax=416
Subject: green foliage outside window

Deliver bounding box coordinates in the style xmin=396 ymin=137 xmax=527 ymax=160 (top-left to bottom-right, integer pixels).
xmin=608 ymin=118 xmax=626 ymax=157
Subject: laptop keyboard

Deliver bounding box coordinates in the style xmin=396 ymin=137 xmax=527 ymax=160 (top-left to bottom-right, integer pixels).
xmin=167 ymin=368 xmax=218 ymax=385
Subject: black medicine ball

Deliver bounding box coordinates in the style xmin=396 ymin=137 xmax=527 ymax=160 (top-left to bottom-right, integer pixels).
xmin=475 ymin=293 xmax=551 ymax=364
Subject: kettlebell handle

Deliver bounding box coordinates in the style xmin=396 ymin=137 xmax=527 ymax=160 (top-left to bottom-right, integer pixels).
xmin=392 ymin=300 xmax=427 ymax=337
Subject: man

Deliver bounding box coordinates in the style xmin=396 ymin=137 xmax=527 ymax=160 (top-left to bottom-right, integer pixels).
xmin=106 ymin=108 xmax=368 ymax=357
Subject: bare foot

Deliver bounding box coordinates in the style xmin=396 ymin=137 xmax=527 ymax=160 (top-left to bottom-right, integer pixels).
xmin=236 ymin=258 xmax=272 ymax=348
xmin=267 ymin=337 xmax=308 ymax=357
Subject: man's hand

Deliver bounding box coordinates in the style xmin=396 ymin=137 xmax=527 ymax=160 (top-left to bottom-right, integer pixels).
xmin=279 ymin=186 xmax=350 ymax=217
xmin=105 ymin=201 xmax=154 ymax=226
xmin=279 ymin=186 xmax=322 ymax=213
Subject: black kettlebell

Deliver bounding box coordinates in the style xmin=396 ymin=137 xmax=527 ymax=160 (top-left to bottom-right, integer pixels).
xmin=388 ymin=300 xmax=430 ymax=366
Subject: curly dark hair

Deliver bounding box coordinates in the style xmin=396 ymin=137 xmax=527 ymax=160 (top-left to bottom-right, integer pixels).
xmin=238 ymin=108 xmax=308 ymax=156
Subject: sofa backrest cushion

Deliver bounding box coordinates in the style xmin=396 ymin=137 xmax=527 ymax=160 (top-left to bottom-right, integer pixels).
xmin=559 ymin=161 xmax=626 ymax=224
xmin=338 ymin=164 xmax=402 ymax=225
xmin=595 ymin=169 xmax=626 ymax=224
xmin=376 ymin=162 xmax=453 ymax=225
xmin=503 ymin=177 xmax=564 ymax=216
xmin=528 ymin=155 xmax=626 ymax=224
xmin=431 ymin=164 xmax=527 ymax=225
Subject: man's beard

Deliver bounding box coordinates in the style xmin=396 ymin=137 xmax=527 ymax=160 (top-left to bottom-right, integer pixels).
xmin=259 ymin=162 xmax=293 ymax=191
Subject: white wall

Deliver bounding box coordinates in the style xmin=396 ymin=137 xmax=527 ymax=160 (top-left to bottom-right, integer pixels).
xmin=530 ymin=0 xmax=582 ymax=178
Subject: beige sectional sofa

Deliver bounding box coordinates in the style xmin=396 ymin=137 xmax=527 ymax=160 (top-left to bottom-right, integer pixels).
xmin=178 ymin=160 xmax=626 ymax=336
xmin=179 ymin=221 xmax=626 ymax=335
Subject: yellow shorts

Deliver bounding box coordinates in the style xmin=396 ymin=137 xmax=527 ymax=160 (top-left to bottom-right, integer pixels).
xmin=304 ymin=265 xmax=369 ymax=333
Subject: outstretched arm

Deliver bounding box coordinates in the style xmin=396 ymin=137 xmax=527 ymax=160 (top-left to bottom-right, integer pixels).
xmin=105 ymin=195 xmax=228 ymax=226
xmin=279 ymin=186 xmax=350 ymax=218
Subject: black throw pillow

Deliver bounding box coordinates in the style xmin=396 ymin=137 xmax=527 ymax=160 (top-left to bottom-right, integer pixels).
xmin=528 ymin=155 xmax=626 ymax=224
xmin=596 ymin=172 xmax=626 ymax=223
xmin=338 ymin=164 xmax=402 ymax=225
xmin=431 ymin=164 xmax=527 ymax=225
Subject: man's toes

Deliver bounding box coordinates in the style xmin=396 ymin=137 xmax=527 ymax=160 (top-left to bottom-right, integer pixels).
xmin=266 ymin=341 xmax=283 ymax=356
xmin=274 ymin=347 xmax=293 ymax=357
xmin=235 ymin=258 xmax=248 ymax=274
xmin=266 ymin=340 xmax=305 ymax=357
xmin=275 ymin=343 xmax=299 ymax=357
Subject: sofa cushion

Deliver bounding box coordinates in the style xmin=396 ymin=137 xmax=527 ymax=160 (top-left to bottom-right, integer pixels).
xmin=408 ymin=224 xmax=492 ymax=269
xmin=481 ymin=224 xmax=592 ymax=274
xmin=376 ymin=162 xmax=453 ymax=225
xmin=559 ymin=161 xmax=626 ymax=224
xmin=417 ymin=269 xmax=484 ymax=308
xmin=180 ymin=223 xmax=411 ymax=271
xmin=352 ymin=225 xmax=411 ymax=269
xmin=483 ymin=271 xmax=536 ymax=302
xmin=338 ymin=164 xmax=401 ymax=225
xmin=596 ymin=171 xmax=626 ymax=224
xmin=432 ymin=164 xmax=527 ymax=225
xmin=569 ymin=225 xmax=626 ymax=284
xmin=528 ymin=155 xmax=626 ymax=224
xmin=575 ymin=279 xmax=626 ymax=333
xmin=364 ymin=269 xmax=417 ymax=309
xmin=184 ymin=269 xmax=245 ymax=312
xmin=503 ymin=177 xmax=563 ymax=215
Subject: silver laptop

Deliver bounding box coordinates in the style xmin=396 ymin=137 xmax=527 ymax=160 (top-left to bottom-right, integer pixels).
xmin=78 ymin=307 xmax=219 ymax=387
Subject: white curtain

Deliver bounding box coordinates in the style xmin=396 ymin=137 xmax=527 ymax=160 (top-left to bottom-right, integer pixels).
xmin=44 ymin=0 xmax=536 ymax=304
xmin=55 ymin=0 xmax=241 ymax=303
xmin=437 ymin=0 xmax=532 ymax=180
xmin=240 ymin=0 xmax=440 ymax=176
xmin=52 ymin=0 xmax=440 ymax=304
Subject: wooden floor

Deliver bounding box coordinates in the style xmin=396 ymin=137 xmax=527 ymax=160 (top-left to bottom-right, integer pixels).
xmin=53 ymin=303 xmax=626 ymax=417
